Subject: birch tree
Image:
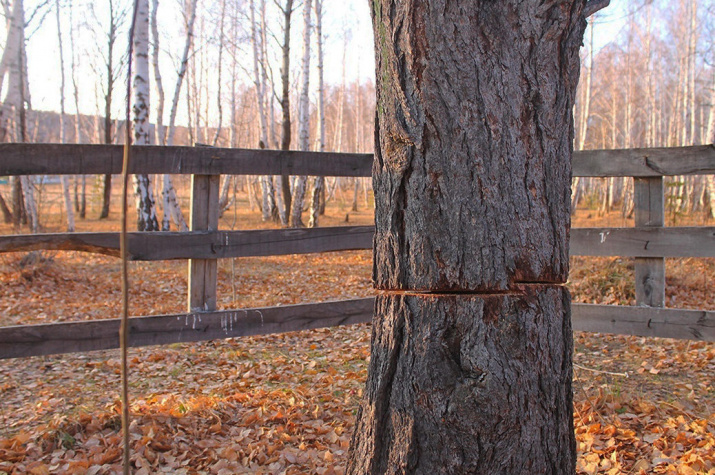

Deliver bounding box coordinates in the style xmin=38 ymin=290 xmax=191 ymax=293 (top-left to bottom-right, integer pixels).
xmin=132 ymin=0 xmax=159 ymax=231
xmin=277 ymin=0 xmax=294 ymax=226
xmin=55 ymin=0 xmax=75 ymax=231
xmin=289 ymin=0 xmax=311 ymax=228
xmin=308 ymin=0 xmax=324 ymax=228
xmin=250 ymin=0 xmax=278 ymax=222
xmin=706 ymin=57 xmax=715 ymax=218
xmin=154 ymin=0 xmax=194 ymax=231
xmin=0 ymin=0 xmax=38 ymax=232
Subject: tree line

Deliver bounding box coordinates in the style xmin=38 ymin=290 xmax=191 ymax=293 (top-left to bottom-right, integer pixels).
xmin=0 ymin=0 xmax=713 ymax=233
xmin=573 ymin=0 xmax=715 ymax=219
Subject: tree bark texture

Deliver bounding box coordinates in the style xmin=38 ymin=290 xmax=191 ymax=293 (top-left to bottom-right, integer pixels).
xmin=349 ymin=289 xmax=574 ymax=474
xmin=370 ymin=0 xmax=585 ymax=292
xmin=349 ymin=1 xmax=587 ymax=473
xmin=132 ymin=0 xmax=159 ymax=232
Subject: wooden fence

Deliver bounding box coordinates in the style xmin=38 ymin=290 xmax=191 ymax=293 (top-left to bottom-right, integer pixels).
xmin=0 ymin=143 xmax=714 ymax=359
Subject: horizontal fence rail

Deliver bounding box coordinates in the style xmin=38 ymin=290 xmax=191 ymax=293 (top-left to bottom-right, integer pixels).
xmin=0 ymin=227 xmax=375 ymax=260
xmin=0 ymin=226 xmax=713 ymax=260
xmin=1 ymin=142 xmax=714 ymax=359
xmin=0 ymin=144 xmax=373 ymax=177
xmin=0 ymin=299 xmax=712 ymax=359
xmin=1 ymin=143 xmax=714 ymax=178
xmin=573 ymin=145 xmax=715 ymax=177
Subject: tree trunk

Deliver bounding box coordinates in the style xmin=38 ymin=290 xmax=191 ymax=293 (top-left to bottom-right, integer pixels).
xmin=348 ymin=1 xmax=587 ymax=472
xmin=706 ymin=63 xmax=715 ymax=219
xmin=0 ymin=191 xmax=12 ymax=223
xmin=132 ymin=0 xmax=159 ymax=231
xmin=308 ymin=0 xmax=325 ymax=228
xmin=250 ymin=0 xmax=278 ymax=222
xmin=1 ymin=0 xmax=37 ymax=232
xmin=160 ymin=0 xmax=196 ymax=232
xmin=290 ymin=0 xmax=312 ymax=228
xmin=278 ymin=0 xmax=294 ymax=226
xmin=56 ymin=0 xmax=75 ymax=232
xmin=92 ymin=0 xmax=114 ymax=219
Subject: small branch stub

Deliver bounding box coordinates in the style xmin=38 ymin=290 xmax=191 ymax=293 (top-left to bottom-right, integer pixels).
xmin=584 ymin=0 xmax=610 ymax=17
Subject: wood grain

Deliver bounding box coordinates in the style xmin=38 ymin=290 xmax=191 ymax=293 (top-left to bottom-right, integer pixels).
xmin=187 ymin=174 xmax=220 ymax=312
xmin=633 ymin=177 xmax=666 ymax=307
xmin=0 ymin=143 xmax=372 ymax=177
xmin=1 ymin=143 xmax=713 ymax=178
xmin=569 ymin=226 xmax=715 ymax=258
xmin=572 ymin=145 xmax=715 ymax=177
xmin=0 ymin=226 xmax=376 ymax=259
xmin=1 ymin=299 xmax=711 ymax=360
xmin=1 ymin=226 xmax=712 ymax=260
xmin=572 ymin=304 xmax=714 ymax=341
xmin=0 ymin=298 xmax=374 ymax=359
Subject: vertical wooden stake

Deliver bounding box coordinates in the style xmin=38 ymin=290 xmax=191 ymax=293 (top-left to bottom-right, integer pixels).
xmin=634 ymin=177 xmax=665 ymax=307
xmin=188 ymin=174 xmax=219 ymax=312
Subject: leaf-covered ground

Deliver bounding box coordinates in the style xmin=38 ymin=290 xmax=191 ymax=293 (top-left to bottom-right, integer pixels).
xmin=0 ymin=202 xmax=713 ymax=474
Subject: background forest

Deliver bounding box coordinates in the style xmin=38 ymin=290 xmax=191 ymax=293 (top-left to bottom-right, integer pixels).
xmin=0 ymin=0 xmax=714 ymax=231
xmin=1 ymin=1 xmax=714 ymax=473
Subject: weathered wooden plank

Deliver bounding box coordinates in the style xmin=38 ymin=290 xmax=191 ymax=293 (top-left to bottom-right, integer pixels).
xmin=572 ymin=145 xmax=715 ymax=177
xmin=2 ymin=226 xmax=711 ymax=260
xmin=0 ymin=298 xmax=375 ymax=359
xmin=569 ymin=227 xmax=715 ymax=258
xmin=0 ymin=143 xmax=373 ymax=177
xmin=572 ymin=304 xmax=714 ymax=342
xmin=0 ymin=227 xmax=376 ymax=259
xmin=188 ymin=174 xmax=220 ymax=312
xmin=1 ymin=299 xmax=710 ymax=358
xmin=1 ymin=143 xmax=714 ymax=178
xmin=633 ymin=177 xmax=666 ymax=307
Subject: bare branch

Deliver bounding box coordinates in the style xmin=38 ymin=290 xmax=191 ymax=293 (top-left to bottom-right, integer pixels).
xmin=584 ymin=0 xmax=610 ymax=18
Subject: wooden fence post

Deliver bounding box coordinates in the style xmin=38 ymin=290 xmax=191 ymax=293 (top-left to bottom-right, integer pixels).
xmin=188 ymin=174 xmax=220 ymax=312
xmin=634 ymin=177 xmax=665 ymax=307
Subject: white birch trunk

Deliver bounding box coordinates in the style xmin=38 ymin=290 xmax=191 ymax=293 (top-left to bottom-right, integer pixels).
xmin=157 ymin=0 xmax=197 ymax=232
xmin=290 ymin=0 xmax=312 ymax=228
xmin=133 ymin=0 xmax=159 ymax=231
xmin=706 ymin=64 xmax=715 ymax=219
xmin=151 ymin=0 xmax=165 ymax=146
xmin=212 ymin=0 xmax=226 ymax=147
xmin=1 ymin=0 xmax=37 ymax=231
xmin=250 ymin=0 xmax=276 ymax=222
xmin=309 ymin=0 xmax=325 ymax=228
xmin=69 ymin=0 xmax=90 ymax=219
xmin=56 ymin=0 xmax=75 ymax=232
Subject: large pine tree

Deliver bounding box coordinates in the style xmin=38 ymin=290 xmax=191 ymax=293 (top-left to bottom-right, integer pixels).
xmin=348 ymin=1 xmax=601 ymax=472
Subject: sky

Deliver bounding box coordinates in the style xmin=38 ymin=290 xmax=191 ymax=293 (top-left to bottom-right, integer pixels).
xmin=9 ymin=0 xmax=632 ymax=127
xmin=17 ymin=0 xmax=376 ymax=123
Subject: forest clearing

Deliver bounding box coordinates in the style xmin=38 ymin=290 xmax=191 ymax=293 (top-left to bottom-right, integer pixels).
xmin=1 ymin=0 xmax=715 ymax=472
xmin=1 ymin=189 xmax=714 ymax=474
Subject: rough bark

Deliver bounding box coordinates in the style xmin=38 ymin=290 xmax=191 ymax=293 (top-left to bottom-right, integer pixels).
xmin=349 ymin=289 xmax=574 ymax=474
xmin=370 ymin=0 xmax=583 ymax=292
xmin=349 ymin=1 xmax=587 ymax=473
